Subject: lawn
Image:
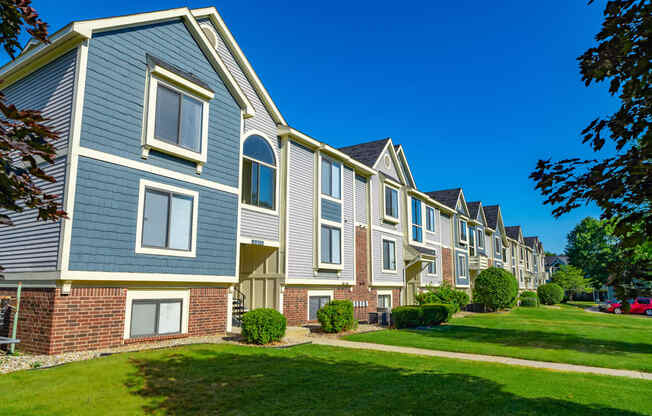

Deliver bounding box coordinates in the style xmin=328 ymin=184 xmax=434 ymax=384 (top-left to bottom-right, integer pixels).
xmin=345 ymin=304 xmax=652 ymax=372
xmin=2 ymin=343 xmax=652 ymax=415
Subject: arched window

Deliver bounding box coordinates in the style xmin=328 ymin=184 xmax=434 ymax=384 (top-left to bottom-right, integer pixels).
xmin=242 ymin=135 xmax=276 ymax=210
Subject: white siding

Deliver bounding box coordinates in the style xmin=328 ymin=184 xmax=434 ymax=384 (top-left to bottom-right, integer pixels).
xmin=287 ymin=141 xmax=314 ymax=278
xmin=342 ymin=167 xmax=354 ymax=281
xmin=240 ymin=207 xmax=280 ymax=241
xmin=440 ymin=214 xmax=452 ymax=247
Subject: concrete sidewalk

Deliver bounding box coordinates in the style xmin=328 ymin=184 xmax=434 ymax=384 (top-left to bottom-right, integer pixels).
xmin=307 ymin=337 xmax=652 ymax=380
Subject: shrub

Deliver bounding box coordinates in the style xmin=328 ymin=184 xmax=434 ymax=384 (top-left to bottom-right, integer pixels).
xmin=421 ymin=303 xmax=456 ymax=325
xmin=472 ymin=267 xmax=519 ymax=311
xmin=391 ymin=306 xmax=422 ymax=329
xmin=241 ymin=308 xmax=287 ymax=344
xmin=415 ymin=282 xmax=470 ymax=312
xmin=520 ymin=297 xmax=539 ymax=307
xmin=317 ymin=300 xmax=357 ymax=333
xmin=520 ymin=291 xmax=537 ymax=299
xmin=537 ymin=283 xmax=564 ymax=305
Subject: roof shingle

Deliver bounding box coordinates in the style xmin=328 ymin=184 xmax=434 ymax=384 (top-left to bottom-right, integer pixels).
xmin=505 ymin=225 xmax=521 ymax=240
xmin=483 ymin=205 xmax=500 ymax=229
xmin=338 ymin=138 xmax=391 ymax=168
xmin=425 ymin=188 xmax=461 ymax=210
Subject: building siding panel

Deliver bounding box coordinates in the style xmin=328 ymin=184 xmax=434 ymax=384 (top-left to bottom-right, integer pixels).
xmin=287 ymin=141 xmax=314 ymax=279
xmin=355 ymin=175 xmax=368 ymax=224
xmin=240 ymin=208 xmax=279 ymax=242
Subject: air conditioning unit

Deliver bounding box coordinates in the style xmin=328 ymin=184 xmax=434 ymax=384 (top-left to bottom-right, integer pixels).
xmin=377 ymin=308 xmax=390 ymax=326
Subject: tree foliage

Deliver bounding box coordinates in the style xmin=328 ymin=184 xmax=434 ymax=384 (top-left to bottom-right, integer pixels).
xmin=0 ymin=1 xmax=66 ymax=270
xmin=550 ymin=265 xmax=592 ymax=299
xmin=565 ymin=217 xmax=618 ymax=287
xmin=530 ymin=0 xmax=651 ymax=250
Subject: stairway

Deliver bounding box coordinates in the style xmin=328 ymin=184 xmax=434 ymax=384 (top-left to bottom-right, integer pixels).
xmin=231 ymin=288 xmax=247 ymax=327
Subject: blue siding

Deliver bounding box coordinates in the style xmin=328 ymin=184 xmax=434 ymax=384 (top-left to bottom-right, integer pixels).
xmin=80 ymin=19 xmax=241 ymax=188
xmin=321 ymin=199 xmax=342 ymax=223
xmin=68 ymin=157 xmax=238 ymax=276
xmin=455 ymin=252 xmax=470 ymax=286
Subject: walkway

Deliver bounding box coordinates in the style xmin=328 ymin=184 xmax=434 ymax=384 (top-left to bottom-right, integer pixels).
xmin=306 ymin=337 xmax=652 ymax=380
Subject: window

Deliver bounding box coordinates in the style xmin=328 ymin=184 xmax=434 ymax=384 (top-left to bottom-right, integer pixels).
xmin=411 ymin=198 xmax=423 ymax=242
xmin=136 ymin=180 xmax=198 ymax=257
xmin=458 ymin=255 xmax=467 ymax=278
xmin=143 ymin=59 xmax=212 ymax=173
xmin=459 ymin=220 xmax=468 ymax=243
xmin=321 ymin=157 xmax=341 ymax=199
xmin=320 ymin=225 xmax=341 ymax=265
xmin=520 ymin=247 xmax=525 ymax=263
xmin=426 ymin=260 xmax=437 ymax=275
xmin=502 ymin=247 xmax=507 ymax=262
xmin=378 ymin=294 xmax=392 ymax=309
xmin=130 ymin=299 xmax=182 ymax=338
xmin=477 ymin=229 xmax=484 ymax=248
xmin=242 ymin=135 xmax=276 ymax=210
xmin=384 ymin=185 xmax=399 ymax=220
xmin=382 ymin=239 xmax=397 ymax=272
xmin=495 ymin=237 xmax=501 ymax=258
xmin=426 ymin=207 xmax=436 ymax=232
xmin=469 ymin=227 xmax=475 ymax=256
xmin=309 ymin=296 xmax=331 ymax=320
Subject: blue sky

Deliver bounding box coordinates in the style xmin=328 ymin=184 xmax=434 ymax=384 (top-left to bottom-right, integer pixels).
xmin=14 ymin=1 xmax=616 ymax=253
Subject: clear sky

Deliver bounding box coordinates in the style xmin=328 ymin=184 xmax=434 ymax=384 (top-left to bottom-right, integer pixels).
xmin=13 ymin=1 xmax=617 ymax=254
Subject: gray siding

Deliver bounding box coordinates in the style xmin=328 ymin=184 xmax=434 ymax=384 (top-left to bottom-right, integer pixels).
xmin=321 ymin=199 xmax=342 ymax=223
xmin=341 ymin=166 xmax=355 ymax=281
xmin=372 ymin=230 xmax=403 ymax=284
xmin=81 ymin=19 xmax=241 ymax=188
xmin=68 ymin=157 xmax=237 ymax=275
xmin=440 ymin=214 xmax=452 ymax=247
xmin=240 ymin=208 xmax=279 ymax=242
xmin=420 ymin=245 xmax=443 ymax=287
xmin=287 ymin=141 xmax=314 ymax=278
xmin=354 ymin=175 xmax=368 ymax=225
xmin=424 ymin=205 xmax=441 ymax=244
xmin=371 ymin=174 xmax=402 ymax=233
xmin=0 ymin=50 xmax=76 ymax=273
xmin=376 ymin=147 xmax=400 ymax=181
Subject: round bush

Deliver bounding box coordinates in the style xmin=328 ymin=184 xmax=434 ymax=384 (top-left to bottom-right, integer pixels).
xmin=415 ymin=283 xmax=470 ymax=312
xmin=537 ymin=283 xmax=564 ymax=305
xmin=391 ymin=306 xmax=422 ymax=329
xmin=317 ymin=300 xmax=357 ymax=333
xmin=241 ymin=308 xmax=287 ymax=344
xmin=421 ymin=303 xmax=456 ymax=326
xmin=520 ymin=297 xmax=538 ymax=307
xmin=472 ymin=267 xmax=519 ymax=311
xmin=520 ymin=291 xmax=537 ymax=299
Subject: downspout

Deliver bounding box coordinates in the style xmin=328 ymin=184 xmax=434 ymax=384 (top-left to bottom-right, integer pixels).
xmin=10 ymin=282 xmax=21 ymax=354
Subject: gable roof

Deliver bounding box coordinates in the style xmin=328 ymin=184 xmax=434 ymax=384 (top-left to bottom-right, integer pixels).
xmin=524 ymin=236 xmax=539 ymax=249
xmin=338 ymin=138 xmax=391 ymax=168
xmin=545 ymin=255 xmax=569 ymax=267
xmin=483 ymin=205 xmax=500 ymax=230
xmin=468 ymin=201 xmax=487 ymax=226
xmin=394 ymin=144 xmax=416 ymax=188
xmin=425 ymin=189 xmax=461 ymax=211
xmin=505 ymin=226 xmax=522 ymax=241
xmin=1 ymin=8 xmax=256 ymax=117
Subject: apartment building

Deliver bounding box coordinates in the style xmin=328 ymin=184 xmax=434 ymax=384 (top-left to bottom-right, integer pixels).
xmin=0 ymin=7 xmax=546 ymax=354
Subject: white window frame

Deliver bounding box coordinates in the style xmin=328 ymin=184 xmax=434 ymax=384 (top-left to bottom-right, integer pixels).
xmin=458 ymin=219 xmax=468 ymax=244
xmin=426 ymin=206 xmax=436 ymax=232
xmin=426 ymin=260 xmax=437 ymax=276
xmin=317 ymin=153 xmax=345 ymax=271
xmin=241 ymin=132 xmax=279 ymax=215
xmin=135 ymin=179 xmax=199 ymax=258
xmin=318 ymin=221 xmax=344 ymax=271
xmin=458 ymin=254 xmax=467 ymax=279
xmin=495 ymin=236 xmax=501 ymax=258
xmin=124 ymin=289 xmax=190 ymax=340
xmin=382 ymin=237 xmax=398 ymax=273
xmin=477 ymin=229 xmax=484 ymax=249
xmin=142 ymin=64 xmax=213 ymax=174
xmin=410 ymin=197 xmax=424 ymax=243
xmin=377 ymin=289 xmax=393 ymax=309
xmin=383 ymin=183 xmax=400 ymax=223
xmin=307 ymin=290 xmax=333 ymax=321
xmin=320 ymin=155 xmax=343 ymax=202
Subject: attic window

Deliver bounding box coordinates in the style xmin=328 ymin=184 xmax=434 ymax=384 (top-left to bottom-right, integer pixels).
xmin=200 ymin=24 xmax=218 ymax=48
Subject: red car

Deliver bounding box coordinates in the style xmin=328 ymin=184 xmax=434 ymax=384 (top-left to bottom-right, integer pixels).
xmin=607 ymin=297 xmax=652 ymax=316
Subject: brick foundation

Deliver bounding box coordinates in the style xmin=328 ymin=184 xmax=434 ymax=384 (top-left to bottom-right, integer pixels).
xmin=0 ymin=285 xmax=228 ymax=355
xmin=442 ymin=247 xmax=453 ymax=285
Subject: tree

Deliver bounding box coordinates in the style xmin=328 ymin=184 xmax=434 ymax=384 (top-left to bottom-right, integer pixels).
xmin=544 ymin=251 xmax=558 ymax=257
xmin=550 ymin=265 xmax=592 ymax=300
xmin=530 ymin=0 xmax=651 ymax=251
xmin=0 ymin=1 xmax=66 ymax=270
xmin=565 ymin=217 xmax=618 ymax=288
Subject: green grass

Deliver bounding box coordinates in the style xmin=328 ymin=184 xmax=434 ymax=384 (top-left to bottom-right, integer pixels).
xmin=2 ymin=343 xmax=651 ymax=415
xmin=345 ymin=304 xmax=652 ymax=372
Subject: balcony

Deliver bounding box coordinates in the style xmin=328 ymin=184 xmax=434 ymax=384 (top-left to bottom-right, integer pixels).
xmin=469 ymin=255 xmax=489 ymax=270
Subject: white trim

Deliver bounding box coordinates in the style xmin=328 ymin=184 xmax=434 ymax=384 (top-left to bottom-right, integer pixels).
xmin=457 ymin=253 xmax=468 ymax=279
xmin=240 ymin=130 xmax=280 ymax=215
xmin=307 ymin=289 xmax=333 ymax=321
xmin=124 ymin=289 xmax=190 ymax=339
xmin=372 ymin=283 xmax=404 ymax=288
xmin=371 ymin=139 xmax=407 ymax=185
xmin=238 ymin=237 xmax=280 ymax=248
xmin=458 ymin=219 xmax=468 ymax=244
xmin=381 ymin=236 xmax=398 ymax=273
xmin=191 ymin=7 xmax=285 ymax=125
xmin=377 ymin=290 xmax=393 ymax=309
xmin=316 ymin=152 xmax=345 ymax=272
xmin=425 ymin=259 xmax=438 ymax=277
xmin=135 ymin=179 xmax=199 ymax=258
xmin=150 ymin=63 xmax=215 ymax=99
xmin=371 ymin=225 xmax=403 ymax=238
xmin=78 ymin=147 xmax=239 ymax=195
xmin=58 ymin=40 xmax=89 ymax=272
xmin=394 ymin=145 xmax=416 ymax=188
xmin=285 ymin=279 xmax=354 ymax=286
xmin=60 ymin=271 xmax=238 ymax=283
xmin=383 ymin=183 xmax=400 ymax=223
xmin=142 ymin=75 xmax=209 ymax=173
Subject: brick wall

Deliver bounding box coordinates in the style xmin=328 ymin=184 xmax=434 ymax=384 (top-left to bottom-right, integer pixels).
xmin=0 ymin=288 xmax=56 ymax=355
xmin=189 ymin=287 xmax=228 ymax=335
xmin=442 ymin=247 xmax=453 ymax=285
xmin=283 ymin=287 xmax=308 ymax=326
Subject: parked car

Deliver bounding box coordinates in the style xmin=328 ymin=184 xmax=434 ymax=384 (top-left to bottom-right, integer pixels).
xmin=599 ymin=300 xmax=618 ymax=312
xmin=606 ymin=298 xmax=652 ymax=316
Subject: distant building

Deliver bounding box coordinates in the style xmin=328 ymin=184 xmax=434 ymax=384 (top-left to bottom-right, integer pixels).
xmin=544 ymin=256 xmax=569 ymax=279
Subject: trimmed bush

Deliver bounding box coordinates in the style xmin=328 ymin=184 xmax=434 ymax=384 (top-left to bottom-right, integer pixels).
xmin=520 ymin=291 xmax=537 ymax=299
xmin=520 ymin=297 xmax=539 ymax=307
xmin=472 ymin=267 xmax=519 ymax=311
xmin=241 ymin=308 xmax=287 ymax=344
xmin=415 ymin=282 xmax=470 ymax=312
xmin=421 ymin=303 xmax=456 ymax=325
xmin=391 ymin=306 xmax=422 ymax=329
xmin=317 ymin=300 xmax=357 ymax=333
xmin=537 ymin=283 xmax=564 ymax=305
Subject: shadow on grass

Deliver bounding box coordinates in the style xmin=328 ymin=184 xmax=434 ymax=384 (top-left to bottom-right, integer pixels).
xmin=405 ymin=324 xmax=652 ymax=356
xmin=125 ymin=347 xmax=645 ymax=416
